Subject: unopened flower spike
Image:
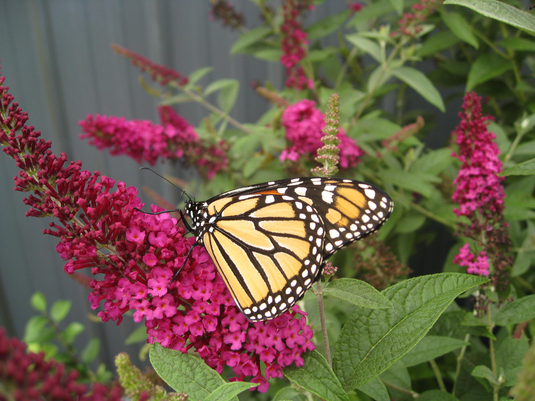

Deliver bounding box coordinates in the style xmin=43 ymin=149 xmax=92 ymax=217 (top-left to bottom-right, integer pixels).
xmin=311 ymin=93 xmax=341 ymax=177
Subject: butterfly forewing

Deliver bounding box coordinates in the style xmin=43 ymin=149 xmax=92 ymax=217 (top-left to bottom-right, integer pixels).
xmin=201 ymin=193 xmax=325 ymax=321
xmin=185 ymin=177 xmax=393 ymax=321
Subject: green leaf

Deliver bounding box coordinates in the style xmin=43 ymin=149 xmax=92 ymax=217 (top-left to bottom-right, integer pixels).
xmin=243 ymin=155 xmax=265 ymax=178
xmin=388 ymin=0 xmax=404 ymax=15
xmin=443 ymin=0 xmax=535 ymax=37
xmin=81 ymin=338 xmax=100 ymax=364
xmin=440 ymin=11 xmax=479 ymax=48
xmin=498 ymin=37 xmax=535 ymax=52
xmin=272 ymin=386 xmax=304 ymax=401
xmin=307 ymin=11 xmax=350 ymax=41
xmin=495 ymin=335 xmax=529 ymax=387
xmin=391 ymin=67 xmax=445 ymax=112
xmin=30 ymin=292 xmax=47 ymax=312
xmin=471 ymin=365 xmax=499 ymax=385
xmin=378 ymin=169 xmax=438 ymax=198
xmin=324 ymin=278 xmax=393 ymax=309
xmin=62 ymin=322 xmax=85 ymax=344
xmin=416 ymin=31 xmax=459 ymax=58
xmin=346 ymin=34 xmax=382 ymax=62
xmin=501 ymin=158 xmax=535 ymax=176
xmin=358 ymin=377 xmax=390 ymax=401
xmin=395 ymin=213 xmax=426 ymax=234
xmin=333 ymin=273 xmax=488 ymax=391
xmin=410 ymin=148 xmax=454 ymax=176
xmin=495 ymin=294 xmax=535 ymax=326
xmin=188 ymin=67 xmax=213 ymax=85
xmin=231 ymin=26 xmax=272 ymax=54
xmin=401 ymin=336 xmax=469 ymax=367
xmin=253 ymin=49 xmax=282 ymax=61
xmin=24 ymin=316 xmax=50 ymax=343
xmin=150 ymin=343 xmax=225 ymax=398
xmin=204 ymin=79 xmax=236 ymax=97
xmin=415 ymin=390 xmax=460 ymax=400
xmin=218 ymin=80 xmax=239 ymax=113
xmin=466 ymin=53 xmax=513 ymax=91
xmin=50 ymin=300 xmax=71 ymax=323
xmin=367 ymin=65 xmax=393 ymax=94
xmin=284 ymin=350 xmax=350 ymax=401
xmin=204 ymin=382 xmax=258 ymax=401
xmin=125 ymin=324 xmax=149 ymax=345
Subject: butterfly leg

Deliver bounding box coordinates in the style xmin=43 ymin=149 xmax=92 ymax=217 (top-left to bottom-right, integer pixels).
xmin=172 ymin=242 xmax=199 ymax=282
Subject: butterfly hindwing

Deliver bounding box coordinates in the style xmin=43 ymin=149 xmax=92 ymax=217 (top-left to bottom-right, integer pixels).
xmin=185 ymin=177 xmax=393 ymax=321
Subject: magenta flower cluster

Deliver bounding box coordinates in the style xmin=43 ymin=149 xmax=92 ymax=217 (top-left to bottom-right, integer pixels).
xmin=0 ymin=328 xmax=122 ymax=400
xmin=451 ymin=92 xmax=506 ymax=278
xmin=117 ymin=206 xmax=315 ymax=392
xmin=0 ymin=67 xmax=314 ymax=392
xmin=393 ymin=0 xmax=440 ymax=37
xmin=79 ymin=106 xmax=228 ymax=179
xmin=280 ymin=99 xmax=363 ymax=169
xmin=280 ymin=0 xmax=314 ymax=90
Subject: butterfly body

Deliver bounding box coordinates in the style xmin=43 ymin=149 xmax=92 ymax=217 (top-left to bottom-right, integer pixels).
xmin=183 ymin=177 xmax=393 ymax=321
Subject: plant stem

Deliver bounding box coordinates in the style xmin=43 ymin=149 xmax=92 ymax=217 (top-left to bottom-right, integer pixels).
xmin=430 ymin=359 xmax=446 ymax=391
xmin=382 ymin=379 xmax=419 ymax=397
xmin=315 ymin=279 xmax=332 ymax=367
xmin=487 ymin=304 xmax=499 ymax=401
xmin=452 ymin=333 xmax=470 ymax=397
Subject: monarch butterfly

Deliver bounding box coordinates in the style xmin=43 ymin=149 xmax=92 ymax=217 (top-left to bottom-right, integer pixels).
xmin=176 ymin=176 xmax=393 ymax=322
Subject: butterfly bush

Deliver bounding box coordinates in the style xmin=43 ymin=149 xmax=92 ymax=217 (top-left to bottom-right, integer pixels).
xmin=392 ymin=0 xmax=441 ymax=38
xmin=281 ymin=99 xmax=363 ymax=169
xmin=0 ymin=67 xmax=313 ymax=392
xmin=79 ymin=105 xmax=228 ymax=179
xmin=280 ymin=0 xmax=314 ymax=90
xmin=451 ymin=92 xmax=511 ymax=285
xmin=0 ymin=328 xmax=122 ymax=400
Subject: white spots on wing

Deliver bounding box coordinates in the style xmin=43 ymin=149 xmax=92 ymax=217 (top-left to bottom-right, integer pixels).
xmin=364 ymin=189 xmax=376 ymax=199
xmin=277 ymin=187 xmax=288 ymax=194
xmin=329 ymin=229 xmax=340 ymax=239
xmin=265 ymin=195 xmax=275 ymax=204
xmin=322 ymin=190 xmax=334 ymax=203
xmin=294 ymin=187 xmax=307 ymax=196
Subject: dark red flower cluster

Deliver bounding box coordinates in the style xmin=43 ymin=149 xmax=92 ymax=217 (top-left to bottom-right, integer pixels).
xmin=79 ymin=106 xmax=228 ymax=179
xmin=348 ymin=2 xmax=364 ymax=14
xmin=280 ymin=0 xmax=314 ymax=90
xmin=0 ymin=66 xmax=314 ymax=392
xmin=0 ymin=328 xmax=122 ymax=401
xmin=280 ymin=99 xmax=363 ymax=169
xmin=111 ymin=44 xmax=189 ymax=86
xmin=392 ymin=0 xmax=440 ymax=38
xmin=209 ymin=0 xmax=245 ymax=30
xmin=451 ymin=92 xmax=511 ymax=283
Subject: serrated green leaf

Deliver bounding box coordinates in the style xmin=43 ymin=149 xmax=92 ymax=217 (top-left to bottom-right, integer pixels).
xmin=346 ymin=34 xmax=382 ymax=62
xmin=401 ymin=336 xmax=469 ymax=367
xmin=81 ymin=338 xmax=100 ymax=364
xmin=416 ymin=31 xmax=459 ymax=58
xmin=441 ymin=11 xmax=479 ymax=48
xmin=443 ymin=0 xmax=535 ymax=37
xmin=284 ymin=350 xmax=350 ymax=401
xmin=62 ymin=322 xmax=85 ymax=343
xmin=150 ymin=343 xmax=225 ymax=398
xmin=333 ymin=273 xmax=488 ymax=391
xmin=231 ymin=26 xmax=272 ymax=54
xmin=50 ymin=300 xmax=71 ymax=323
xmin=471 ymin=365 xmax=498 ymax=385
xmin=391 ymin=67 xmax=445 ymax=112
xmin=30 ymin=292 xmax=47 ymax=313
xmin=307 ymin=11 xmax=350 ymax=41
xmin=495 ymin=294 xmax=535 ymax=326
xmin=466 ymin=53 xmax=513 ymax=91
xmin=358 ymin=377 xmax=390 ymax=401
xmin=415 ymin=389 xmax=459 ymax=400
xmin=204 ymin=381 xmax=258 ymax=401
xmin=125 ymin=324 xmax=149 ymax=345
xmin=188 ymin=67 xmax=213 ymax=85
xmin=501 ymin=158 xmax=535 ymax=176
xmin=324 ymin=278 xmax=393 ymax=309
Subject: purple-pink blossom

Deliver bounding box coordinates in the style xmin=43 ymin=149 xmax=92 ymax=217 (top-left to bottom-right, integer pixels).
xmin=280 ymin=99 xmax=363 ymax=169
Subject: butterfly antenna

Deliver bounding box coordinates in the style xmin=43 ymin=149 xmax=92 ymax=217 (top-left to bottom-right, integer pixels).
xmin=139 ymin=167 xmax=193 ymax=203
